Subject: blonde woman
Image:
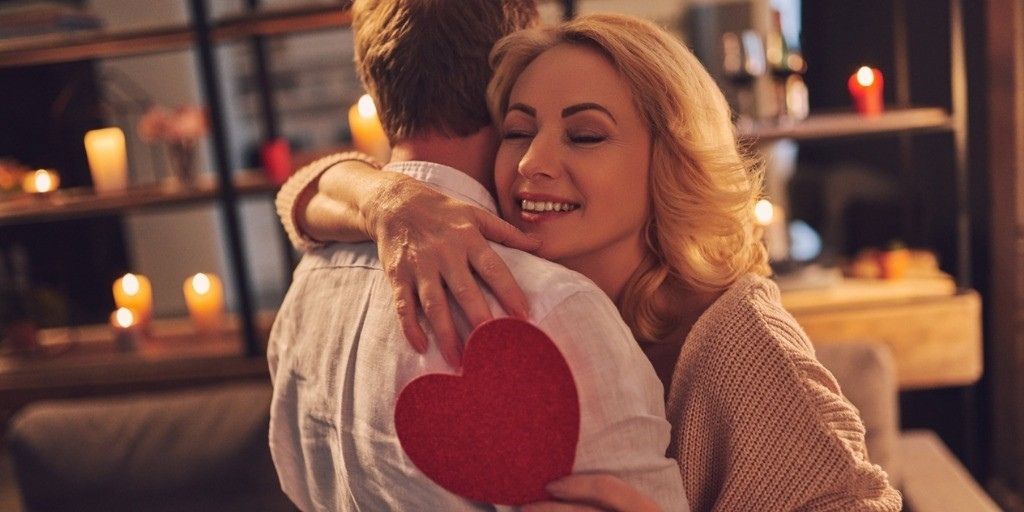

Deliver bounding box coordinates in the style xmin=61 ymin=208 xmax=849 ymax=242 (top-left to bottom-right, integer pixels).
xmin=278 ymin=13 xmax=901 ymax=511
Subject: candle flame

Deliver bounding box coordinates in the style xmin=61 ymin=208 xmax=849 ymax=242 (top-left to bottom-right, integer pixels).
xmin=754 ymin=199 xmax=775 ymax=226
xmin=357 ymin=94 xmax=377 ymax=119
xmin=34 ymin=170 xmax=54 ymax=192
xmin=192 ymin=273 xmax=212 ymax=295
xmin=122 ymin=273 xmax=140 ymax=295
xmin=115 ymin=307 xmax=135 ymax=328
xmin=856 ymin=66 xmax=875 ymax=87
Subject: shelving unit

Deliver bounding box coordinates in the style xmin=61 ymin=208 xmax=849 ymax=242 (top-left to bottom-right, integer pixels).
xmin=0 ymin=172 xmax=275 ymax=227
xmin=0 ymin=3 xmax=351 ymax=69
xmin=739 ymin=107 xmax=953 ymax=142
xmin=0 ymin=1 xmax=356 ymax=363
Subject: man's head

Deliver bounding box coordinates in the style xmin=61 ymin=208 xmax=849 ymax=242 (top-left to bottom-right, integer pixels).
xmin=352 ymin=0 xmax=539 ymax=142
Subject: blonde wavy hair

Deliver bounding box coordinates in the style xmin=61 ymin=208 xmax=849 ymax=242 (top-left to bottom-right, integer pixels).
xmin=488 ymin=14 xmax=770 ymax=343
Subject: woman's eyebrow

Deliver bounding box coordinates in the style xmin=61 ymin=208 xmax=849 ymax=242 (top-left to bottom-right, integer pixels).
xmin=507 ymin=103 xmax=536 ymax=117
xmin=562 ymin=103 xmax=616 ymax=123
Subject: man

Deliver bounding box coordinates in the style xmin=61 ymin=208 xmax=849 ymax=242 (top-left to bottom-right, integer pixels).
xmin=267 ymin=1 xmax=687 ymax=510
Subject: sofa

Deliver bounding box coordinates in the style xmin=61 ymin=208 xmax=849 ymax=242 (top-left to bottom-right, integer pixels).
xmin=3 ymin=342 xmax=1001 ymax=511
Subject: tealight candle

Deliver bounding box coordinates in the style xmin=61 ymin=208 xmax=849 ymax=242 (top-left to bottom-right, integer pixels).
xmin=848 ymin=66 xmax=884 ymax=116
xmin=84 ymin=127 xmax=129 ymax=192
xmin=112 ymin=273 xmax=153 ymax=326
xmin=110 ymin=307 xmax=142 ymax=351
xmin=183 ymin=273 xmax=225 ymax=333
xmin=348 ymin=94 xmax=390 ymax=162
xmin=21 ymin=169 xmax=60 ymax=194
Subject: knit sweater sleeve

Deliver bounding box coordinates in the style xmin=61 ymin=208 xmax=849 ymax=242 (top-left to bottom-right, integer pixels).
xmin=274 ymin=151 xmax=381 ymax=252
xmin=668 ymin=278 xmax=902 ymax=512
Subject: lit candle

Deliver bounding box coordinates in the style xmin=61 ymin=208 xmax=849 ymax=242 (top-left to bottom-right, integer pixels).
xmin=348 ymin=94 xmax=390 ymax=162
xmin=112 ymin=273 xmax=153 ymax=326
xmin=848 ymin=66 xmax=884 ymax=116
xmin=110 ymin=307 xmax=142 ymax=351
xmin=21 ymin=169 xmax=60 ymax=194
xmin=84 ymin=127 xmax=129 ymax=192
xmin=754 ymin=199 xmax=790 ymax=262
xmin=183 ymin=273 xmax=225 ymax=333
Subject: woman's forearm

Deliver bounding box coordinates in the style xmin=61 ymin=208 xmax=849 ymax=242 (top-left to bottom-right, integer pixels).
xmin=299 ymin=159 xmax=402 ymax=243
xmin=276 ymin=153 xmax=405 ymax=249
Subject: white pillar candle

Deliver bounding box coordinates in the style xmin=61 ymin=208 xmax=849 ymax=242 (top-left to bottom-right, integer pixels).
xmin=84 ymin=127 xmax=129 ymax=192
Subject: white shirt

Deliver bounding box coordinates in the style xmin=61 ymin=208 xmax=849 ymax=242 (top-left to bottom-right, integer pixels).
xmin=268 ymin=160 xmax=688 ymax=512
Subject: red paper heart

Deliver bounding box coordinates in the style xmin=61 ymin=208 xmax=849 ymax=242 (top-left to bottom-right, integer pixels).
xmin=395 ymin=317 xmax=580 ymax=505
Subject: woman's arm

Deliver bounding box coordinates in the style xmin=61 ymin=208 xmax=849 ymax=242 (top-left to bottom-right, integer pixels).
xmin=275 ymin=154 xmax=540 ymax=366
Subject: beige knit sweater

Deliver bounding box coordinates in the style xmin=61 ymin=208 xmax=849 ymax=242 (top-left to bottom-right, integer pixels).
xmin=275 ymin=156 xmax=902 ymax=511
xmin=668 ymin=273 xmax=902 ymax=511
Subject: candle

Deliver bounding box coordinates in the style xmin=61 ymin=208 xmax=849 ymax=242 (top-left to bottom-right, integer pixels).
xmin=21 ymin=169 xmax=60 ymax=194
xmin=261 ymin=137 xmax=293 ymax=186
xmin=754 ymin=199 xmax=790 ymax=262
xmin=84 ymin=127 xmax=129 ymax=192
xmin=183 ymin=273 xmax=225 ymax=333
xmin=348 ymin=94 xmax=390 ymax=162
xmin=848 ymin=66 xmax=884 ymax=116
xmin=112 ymin=273 xmax=153 ymax=326
xmin=110 ymin=307 xmax=142 ymax=351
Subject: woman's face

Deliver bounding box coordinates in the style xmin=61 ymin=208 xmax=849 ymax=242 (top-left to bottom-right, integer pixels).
xmin=495 ymin=43 xmax=653 ymax=274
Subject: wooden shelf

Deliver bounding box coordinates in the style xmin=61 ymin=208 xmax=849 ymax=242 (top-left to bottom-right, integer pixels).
xmin=0 ymin=313 xmax=275 ymax=402
xmin=0 ymin=170 xmax=277 ymax=227
xmin=739 ymin=107 xmax=954 ymax=143
xmin=0 ymin=3 xmax=351 ymax=68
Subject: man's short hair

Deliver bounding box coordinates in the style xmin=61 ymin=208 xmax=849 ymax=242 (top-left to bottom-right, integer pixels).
xmin=353 ymin=0 xmax=539 ymax=140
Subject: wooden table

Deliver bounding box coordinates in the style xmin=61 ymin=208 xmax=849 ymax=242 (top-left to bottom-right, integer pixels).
xmin=781 ymin=276 xmax=982 ymax=391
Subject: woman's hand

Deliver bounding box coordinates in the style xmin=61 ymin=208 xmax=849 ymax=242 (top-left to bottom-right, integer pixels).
xmin=366 ymin=175 xmax=541 ymax=367
xmin=522 ymin=474 xmax=663 ymax=512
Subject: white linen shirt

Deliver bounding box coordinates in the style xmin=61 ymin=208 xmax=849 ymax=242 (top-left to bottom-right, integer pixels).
xmin=268 ymin=160 xmax=688 ymax=512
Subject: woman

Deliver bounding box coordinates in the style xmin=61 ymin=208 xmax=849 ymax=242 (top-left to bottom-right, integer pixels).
xmin=279 ymin=14 xmax=901 ymax=512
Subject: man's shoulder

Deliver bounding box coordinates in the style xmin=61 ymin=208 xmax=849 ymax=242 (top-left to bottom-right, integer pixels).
xmin=489 ymin=243 xmax=612 ymax=320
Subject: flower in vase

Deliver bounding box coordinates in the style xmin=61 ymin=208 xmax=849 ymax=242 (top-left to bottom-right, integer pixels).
xmin=137 ymin=105 xmax=209 ymax=185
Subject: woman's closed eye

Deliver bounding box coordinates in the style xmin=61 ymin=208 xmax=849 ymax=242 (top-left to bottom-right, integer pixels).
xmin=568 ymin=131 xmax=607 ymax=145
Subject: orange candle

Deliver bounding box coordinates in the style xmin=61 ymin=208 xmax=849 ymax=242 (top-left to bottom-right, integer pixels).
xmin=112 ymin=273 xmax=153 ymax=325
xmin=183 ymin=273 xmax=225 ymax=333
xmin=22 ymin=169 xmax=60 ymax=194
xmin=110 ymin=307 xmax=142 ymax=350
xmin=348 ymin=94 xmax=390 ymax=162
xmin=848 ymin=66 xmax=884 ymax=116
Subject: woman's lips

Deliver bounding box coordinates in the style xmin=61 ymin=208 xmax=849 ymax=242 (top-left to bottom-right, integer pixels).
xmin=516 ymin=198 xmax=581 ymax=224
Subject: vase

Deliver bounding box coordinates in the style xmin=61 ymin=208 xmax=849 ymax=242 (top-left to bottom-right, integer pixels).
xmin=168 ymin=141 xmax=197 ymax=186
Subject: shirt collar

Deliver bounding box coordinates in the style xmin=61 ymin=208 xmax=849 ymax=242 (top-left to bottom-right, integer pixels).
xmin=383 ymin=161 xmax=498 ymax=215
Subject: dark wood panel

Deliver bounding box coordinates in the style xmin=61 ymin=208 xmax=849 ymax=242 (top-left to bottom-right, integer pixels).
xmin=984 ymin=0 xmax=1024 ymax=500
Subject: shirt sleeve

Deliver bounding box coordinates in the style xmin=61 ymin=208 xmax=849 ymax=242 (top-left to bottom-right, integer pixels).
xmin=536 ymin=291 xmax=689 ymax=512
xmin=274 ymin=151 xmax=381 ymax=252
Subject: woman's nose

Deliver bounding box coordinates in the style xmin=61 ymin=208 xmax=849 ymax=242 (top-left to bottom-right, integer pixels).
xmin=517 ymin=132 xmax=561 ymax=180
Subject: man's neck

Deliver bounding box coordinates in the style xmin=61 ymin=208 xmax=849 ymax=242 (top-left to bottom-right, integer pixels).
xmin=388 ymin=128 xmax=498 ymax=195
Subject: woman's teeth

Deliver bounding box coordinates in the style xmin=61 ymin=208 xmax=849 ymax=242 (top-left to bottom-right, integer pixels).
xmin=520 ymin=199 xmax=579 ymax=213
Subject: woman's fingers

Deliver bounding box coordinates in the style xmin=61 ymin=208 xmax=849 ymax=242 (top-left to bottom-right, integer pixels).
xmin=416 ymin=274 xmax=463 ymax=367
xmin=392 ymin=277 xmax=428 ymax=354
xmin=545 ymin=474 xmax=661 ymax=512
xmin=439 ymin=262 xmax=493 ymax=330
xmin=476 ymin=208 xmax=542 ymax=252
xmin=469 ymin=245 xmax=531 ymax=320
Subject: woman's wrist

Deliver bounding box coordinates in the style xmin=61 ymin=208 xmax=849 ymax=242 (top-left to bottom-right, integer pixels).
xmin=362 ymin=172 xmax=419 ymax=242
